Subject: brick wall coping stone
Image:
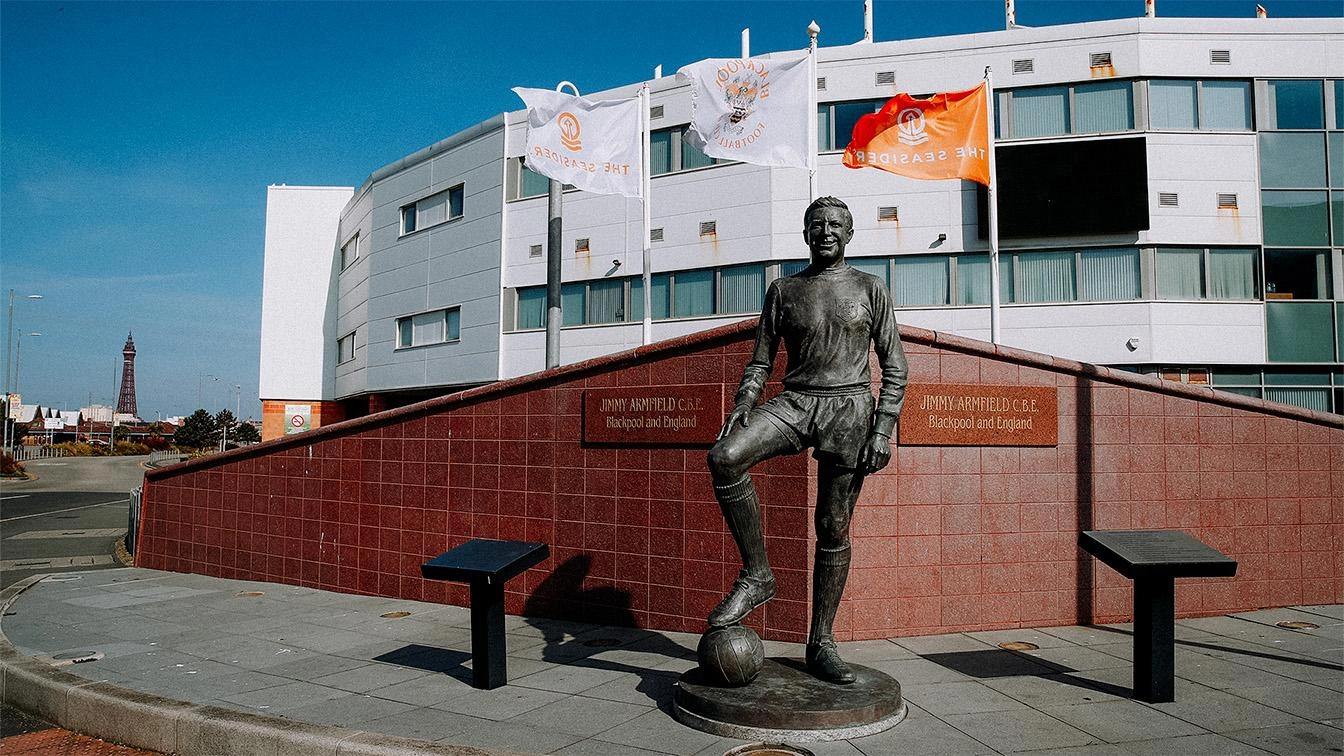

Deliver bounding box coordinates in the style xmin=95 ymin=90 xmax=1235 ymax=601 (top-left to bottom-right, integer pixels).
xmin=150 ymin=320 xmax=1341 ymax=482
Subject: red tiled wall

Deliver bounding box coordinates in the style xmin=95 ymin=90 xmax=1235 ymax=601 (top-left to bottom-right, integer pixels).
xmin=138 ymin=322 xmax=1343 ymax=642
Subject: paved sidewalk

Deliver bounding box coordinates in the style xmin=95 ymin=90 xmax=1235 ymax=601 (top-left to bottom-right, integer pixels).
xmin=2 ymin=568 xmax=1340 ymax=756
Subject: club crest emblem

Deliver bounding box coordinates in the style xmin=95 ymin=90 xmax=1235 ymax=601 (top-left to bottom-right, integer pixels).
xmin=836 ymin=299 xmax=861 ymax=323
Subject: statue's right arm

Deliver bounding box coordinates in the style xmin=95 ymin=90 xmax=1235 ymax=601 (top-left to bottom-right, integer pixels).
xmin=719 ymin=282 xmax=780 ymax=439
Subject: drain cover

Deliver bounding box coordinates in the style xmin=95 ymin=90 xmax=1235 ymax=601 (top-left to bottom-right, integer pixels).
xmin=51 ymin=650 xmax=103 ymax=665
xmin=380 ymin=611 xmax=412 ymax=619
xmin=998 ymin=641 xmax=1040 ymax=651
xmin=724 ymin=744 xmax=814 ymax=756
xmin=235 ymin=591 xmax=265 ymax=597
xmin=1275 ymin=621 xmax=1320 ymax=630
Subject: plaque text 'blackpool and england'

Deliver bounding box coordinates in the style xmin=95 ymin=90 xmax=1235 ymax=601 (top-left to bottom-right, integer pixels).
xmin=583 ymin=385 xmax=723 ymax=444
xmin=899 ymin=383 xmax=1058 ymax=446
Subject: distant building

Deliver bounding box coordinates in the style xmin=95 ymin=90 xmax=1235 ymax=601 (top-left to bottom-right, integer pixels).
xmin=116 ymin=333 xmax=139 ymax=420
xmin=261 ymin=15 xmax=1344 ymax=440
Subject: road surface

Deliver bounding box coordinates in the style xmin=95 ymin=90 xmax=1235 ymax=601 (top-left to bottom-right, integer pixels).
xmin=0 ymin=455 xmax=148 ymax=590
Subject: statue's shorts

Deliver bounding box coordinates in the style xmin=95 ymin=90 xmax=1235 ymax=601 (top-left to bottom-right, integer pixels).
xmin=753 ymin=388 xmax=874 ymax=469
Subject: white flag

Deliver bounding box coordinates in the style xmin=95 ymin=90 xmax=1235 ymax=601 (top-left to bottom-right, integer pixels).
xmin=513 ymin=87 xmax=643 ymax=198
xmin=677 ymin=54 xmax=811 ymax=169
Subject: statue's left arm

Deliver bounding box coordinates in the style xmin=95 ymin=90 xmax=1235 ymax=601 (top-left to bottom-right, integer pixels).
xmin=858 ymin=282 xmax=908 ymax=474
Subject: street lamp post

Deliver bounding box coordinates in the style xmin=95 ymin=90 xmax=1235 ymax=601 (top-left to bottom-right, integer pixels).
xmin=10 ymin=331 xmax=42 ymax=450
xmin=4 ymin=290 xmax=42 ymax=452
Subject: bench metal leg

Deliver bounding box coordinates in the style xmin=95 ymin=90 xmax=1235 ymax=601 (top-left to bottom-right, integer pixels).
xmin=469 ymin=580 xmax=507 ymax=690
xmin=1133 ymin=576 xmax=1175 ymax=703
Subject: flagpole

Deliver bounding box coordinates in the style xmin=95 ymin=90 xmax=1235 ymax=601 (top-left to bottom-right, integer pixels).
xmin=984 ymin=68 xmax=1002 ymax=345
xmin=807 ymin=21 xmax=820 ymax=200
xmin=640 ymin=83 xmax=653 ymax=346
xmin=546 ymin=80 xmax=580 ymax=369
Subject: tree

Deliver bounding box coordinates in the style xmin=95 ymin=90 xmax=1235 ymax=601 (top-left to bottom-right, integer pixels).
xmin=233 ymin=423 xmax=260 ymax=445
xmin=174 ymin=409 xmax=217 ymax=450
xmin=213 ymin=409 xmax=238 ymax=449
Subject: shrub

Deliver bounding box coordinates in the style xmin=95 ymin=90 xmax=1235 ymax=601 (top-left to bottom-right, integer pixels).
xmin=52 ymin=442 xmax=103 ymax=457
xmin=0 ymin=452 xmax=25 ymax=477
xmin=113 ymin=442 xmax=152 ymax=456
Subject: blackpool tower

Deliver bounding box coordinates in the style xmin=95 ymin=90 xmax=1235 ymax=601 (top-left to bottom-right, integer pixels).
xmin=116 ymin=333 xmax=138 ymax=418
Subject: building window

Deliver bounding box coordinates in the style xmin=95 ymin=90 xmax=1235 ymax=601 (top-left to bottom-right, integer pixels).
xmin=894 ymin=256 xmax=950 ymax=306
xmin=631 ymin=274 xmax=671 ymax=321
xmin=997 ymin=82 xmax=1137 ymax=140
xmin=674 ymin=269 xmax=715 ymax=317
xmin=507 ymin=158 xmax=572 ymax=200
xmin=400 ymin=185 xmax=464 ymax=235
xmin=848 ymin=257 xmax=890 ymax=288
xmin=1260 ymin=133 xmax=1327 ymax=188
xmin=1265 ymin=79 xmax=1324 ymax=130
xmin=587 ymin=279 xmax=625 ymax=324
xmin=340 ymin=233 xmax=360 ymax=270
xmin=649 ymin=126 xmax=720 ymax=175
xmin=1262 ymin=191 xmax=1331 ymax=246
xmin=395 ymin=308 xmax=460 ymax=349
xmin=1079 ymin=247 xmax=1140 ymax=301
xmin=998 ymin=248 xmax=1141 ymax=303
xmin=1265 ymin=249 xmax=1332 ymax=300
xmin=816 ymin=99 xmax=885 ymax=151
xmin=516 ymin=287 xmax=546 ymax=329
xmin=337 ymin=332 xmax=356 ymax=364
xmin=1148 ymin=79 xmax=1252 ymax=131
xmin=719 ymin=264 xmax=766 ymax=315
xmin=1154 ymin=247 xmax=1259 ymax=301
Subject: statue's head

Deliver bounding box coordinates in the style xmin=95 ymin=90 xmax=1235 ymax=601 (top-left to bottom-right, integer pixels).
xmin=802 ymin=196 xmax=854 ymax=265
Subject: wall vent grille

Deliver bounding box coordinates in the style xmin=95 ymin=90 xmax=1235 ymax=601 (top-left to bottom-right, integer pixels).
xmin=699 ymin=221 xmax=717 ymax=236
xmin=874 ymin=71 xmax=896 ymax=85
xmin=1158 ymin=192 xmax=1179 ymax=207
xmin=878 ymin=206 xmax=900 ymax=222
xmin=1210 ymin=49 xmax=1231 ymax=64
xmin=1089 ymin=52 xmax=1113 ymax=67
xmin=529 ymin=244 xmax=542 ymax=258
xmin=1217 ymin=193 xmax=1238 ymax=209
xmin=649 ymin=104 xmax=665 ymax=119
xmin=575 ymin=238 xmax=590 ymax=253
xmin=650 ymin=227 xmax=664 ymax=242
xmin=817 ymin=77 xmax=827 ymax=90
xmin=1012 ymin=59 xmax=1034 ymax=74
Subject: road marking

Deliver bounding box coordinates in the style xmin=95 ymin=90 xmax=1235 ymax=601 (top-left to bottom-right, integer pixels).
xmin=8 ymin=528 xmax=125 ymax=540
xmin=0 ymin=498 xmax=125 ymax=523
xmin=0 ymin=495 xmax=30 ymax=501
xmin=0 ymin=554 xmax=116 ymax=570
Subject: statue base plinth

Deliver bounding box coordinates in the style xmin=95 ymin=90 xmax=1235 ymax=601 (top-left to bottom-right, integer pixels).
xmin=673 ymin=658 xmax=905 ymax=742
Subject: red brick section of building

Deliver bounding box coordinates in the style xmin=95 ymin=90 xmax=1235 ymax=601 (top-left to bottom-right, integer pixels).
xmin=136 ymin=321 xmax=1343 ymax=643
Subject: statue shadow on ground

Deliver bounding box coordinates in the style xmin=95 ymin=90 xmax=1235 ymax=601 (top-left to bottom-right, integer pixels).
xmin=520 ymin=553 xmax=699 ymax=711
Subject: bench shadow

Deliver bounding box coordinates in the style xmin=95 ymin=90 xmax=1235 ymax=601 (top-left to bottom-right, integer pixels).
xmin=520 ymin=553 xmax=696 ymax=711
xmin=1080 ymin=623 xmax=1343 ymax=672
xmin=921 ymin=648 xmax=1132 ymax=699
xmin=372 ymin=643 xmax=474 ymax=684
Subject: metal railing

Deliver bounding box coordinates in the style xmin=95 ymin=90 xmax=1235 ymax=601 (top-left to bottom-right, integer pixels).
xmin=126 ymin=486 xmax=142 ymax=555
xmin=10 ymin=445 xmax=66 ymax=461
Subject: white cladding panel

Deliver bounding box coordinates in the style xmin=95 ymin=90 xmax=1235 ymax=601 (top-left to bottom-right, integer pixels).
xmin=335 ymin=189 xmax=373 ymax=397
xmin=260 ymin=185 xmax=354 ymax=401
xmin=358 ymin=128 xmax=506 ymax=396
xmin=1145 ymin=133 xmax=1260 ymax=246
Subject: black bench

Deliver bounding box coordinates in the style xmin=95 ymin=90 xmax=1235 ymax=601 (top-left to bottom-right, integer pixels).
xmin=1079 ymin=529 xmax=1237 ymax=703
xmin=421 ymin=539 xmax=549 ymax=689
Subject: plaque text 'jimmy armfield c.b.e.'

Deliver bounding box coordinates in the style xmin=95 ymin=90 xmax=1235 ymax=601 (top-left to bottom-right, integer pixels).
xmin=583 ymin=385 xmax=724 ymax=445
xmin=899 ymin=383 xmax=1058 ymax=447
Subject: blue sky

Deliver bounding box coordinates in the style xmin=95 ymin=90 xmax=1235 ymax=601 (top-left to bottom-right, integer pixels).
xmin=2 ymin=0 xmax=1339 ymax=421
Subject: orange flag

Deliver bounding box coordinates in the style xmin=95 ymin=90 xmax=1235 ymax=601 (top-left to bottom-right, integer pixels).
xmin=842 ymin=83 xmax=990 ymax=186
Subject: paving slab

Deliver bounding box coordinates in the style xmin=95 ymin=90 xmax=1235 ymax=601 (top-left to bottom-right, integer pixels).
xmin=2 ymin=567 xmax=1339 ymax=756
